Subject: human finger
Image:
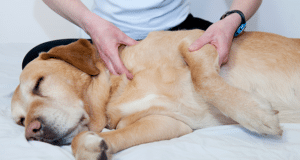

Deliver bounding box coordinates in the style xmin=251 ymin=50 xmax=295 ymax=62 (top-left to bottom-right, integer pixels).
xmin=120 ymin=35 xmax=139 ymax=46
xmin=108 ymin=47 xmax=133 ymax=80
xmin=99 ymin=52 xmax=118 ymax=75
xmin=188 ymin=34 xmax=211 ymax=52
xmin=216 ymin=41 xmax=230 ymax=66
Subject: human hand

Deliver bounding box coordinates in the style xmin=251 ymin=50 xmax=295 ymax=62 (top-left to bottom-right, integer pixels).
xmin=84 ymin=14 xmax=139 ymax=79
xmin=188 ymin=14 xmax=241 ymax=66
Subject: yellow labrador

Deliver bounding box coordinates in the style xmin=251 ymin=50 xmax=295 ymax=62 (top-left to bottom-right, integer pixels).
xmin=11 ymin=30 xmax=300 ymax=160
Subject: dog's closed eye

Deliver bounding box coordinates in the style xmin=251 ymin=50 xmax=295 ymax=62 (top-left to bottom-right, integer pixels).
xmin=32 ymin=76 xmax=44 ymax=96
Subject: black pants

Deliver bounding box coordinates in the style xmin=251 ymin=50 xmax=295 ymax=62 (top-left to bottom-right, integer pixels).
xmin=22 ymin=14 xmax=212 ymax=69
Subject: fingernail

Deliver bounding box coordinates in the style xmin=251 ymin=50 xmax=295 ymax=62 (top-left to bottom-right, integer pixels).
xmin=188 ymin=46 xmax=196 ymax=52
xmin=127 ymin=74 xmax=133 ymax=80
xmin=126 ymin=72 xmax=134 ymax=80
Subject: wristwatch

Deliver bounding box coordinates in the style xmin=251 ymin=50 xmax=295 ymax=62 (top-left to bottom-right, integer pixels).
xmin=220 ymin=10 xmax=246 ymax=37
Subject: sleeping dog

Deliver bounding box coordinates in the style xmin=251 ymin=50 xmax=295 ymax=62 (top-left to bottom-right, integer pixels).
xmin=11 ymin=30 xmax=300 ymax=160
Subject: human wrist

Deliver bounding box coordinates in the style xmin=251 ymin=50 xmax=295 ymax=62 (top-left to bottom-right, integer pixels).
xmin=223 ymin=13 xmax=241 ymax=29
xmin=220 ymin=10 xmax=246 ymax=37
xmin=79 ymin=12 xmax=103 ymax=35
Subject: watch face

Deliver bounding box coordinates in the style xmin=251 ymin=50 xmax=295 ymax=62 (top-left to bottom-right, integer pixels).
xmin=234 ymin=23 xmax=246 ymax=37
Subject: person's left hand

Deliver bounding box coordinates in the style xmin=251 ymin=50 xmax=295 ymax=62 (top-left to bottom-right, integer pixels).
xmin=188 ymin=14 xmax=241 ymax=66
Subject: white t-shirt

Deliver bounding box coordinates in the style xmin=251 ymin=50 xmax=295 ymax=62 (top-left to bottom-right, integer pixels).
xmin=81 ymin=0 xmax=190 ymax=40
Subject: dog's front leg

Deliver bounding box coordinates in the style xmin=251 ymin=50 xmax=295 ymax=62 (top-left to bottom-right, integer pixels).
xmin=179 ymin=41 xmax=282 ymax=135
xmin=71 ymin=115 xmax=192 ymax=160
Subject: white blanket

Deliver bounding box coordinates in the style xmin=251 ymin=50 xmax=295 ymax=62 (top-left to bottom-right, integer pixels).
xmin=1 ymin=43 xmax=299 ymax=160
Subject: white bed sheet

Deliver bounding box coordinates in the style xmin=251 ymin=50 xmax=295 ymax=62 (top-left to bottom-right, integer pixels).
xmin=0 ymin=43 xmax=299 ymax=160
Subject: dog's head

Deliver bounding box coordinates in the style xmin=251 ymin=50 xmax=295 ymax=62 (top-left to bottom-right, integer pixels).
xmin=11 ymin=39 xmax=110 ymax=145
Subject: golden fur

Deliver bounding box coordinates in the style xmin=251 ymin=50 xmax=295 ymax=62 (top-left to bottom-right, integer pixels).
xmin=11 ymin=30 xmax=300 ymax=160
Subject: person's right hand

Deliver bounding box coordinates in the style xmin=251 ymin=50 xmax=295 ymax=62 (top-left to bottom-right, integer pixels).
xmin=83 ymin=14 xmax=139 ymax=80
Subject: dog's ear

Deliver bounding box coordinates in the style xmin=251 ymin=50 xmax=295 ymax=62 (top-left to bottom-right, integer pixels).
xmin=40 ymin=39 xmax=100 ymax=76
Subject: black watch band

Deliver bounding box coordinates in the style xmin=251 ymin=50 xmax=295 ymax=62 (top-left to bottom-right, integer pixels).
xmin=220 ymin=10 xmax=246 ymax=37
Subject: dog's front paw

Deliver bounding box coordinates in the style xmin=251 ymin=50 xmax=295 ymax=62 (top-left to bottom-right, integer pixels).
xmin=73 ymin=131 xmax=112 ymax=160
xmin=235 ymin=94 xmax=282 ymax=136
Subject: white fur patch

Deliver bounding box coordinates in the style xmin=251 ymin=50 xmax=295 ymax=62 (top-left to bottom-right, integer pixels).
xmin=11 ymin=101 xmax=26 ymax=123
xmin=119 ymin=94 xmax=162 ymax=115
xmin=84 ymin=131 xmax=103 ymax=148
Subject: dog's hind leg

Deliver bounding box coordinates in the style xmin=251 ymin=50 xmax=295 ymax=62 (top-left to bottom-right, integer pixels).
xmin=71 ymin=115 xmax=192 ymax=160
xmin=179 ymin=39 xmax=282 ymax=136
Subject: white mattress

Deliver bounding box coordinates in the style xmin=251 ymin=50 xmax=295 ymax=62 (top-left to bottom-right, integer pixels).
xmin=1 ymin=43 xmax=300 ymax=160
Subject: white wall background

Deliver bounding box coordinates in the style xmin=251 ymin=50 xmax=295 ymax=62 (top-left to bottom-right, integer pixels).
xmin=1 ymin=0 xmax=300 ymax=44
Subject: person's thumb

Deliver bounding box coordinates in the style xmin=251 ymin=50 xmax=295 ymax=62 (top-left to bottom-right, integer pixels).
xmin=188 ymin=35 xmax=210 ymax=52
xmin=121 ymin=36 xmax=139 ymax=46
xmin=217 ymin=47 xmax=229 ymax=66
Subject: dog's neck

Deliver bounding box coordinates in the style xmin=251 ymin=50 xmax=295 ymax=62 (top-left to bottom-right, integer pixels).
xmin=84 ymin=53 xmax=131 ymax=132
xmin=84 ymin=62 xmax=111 ymax=132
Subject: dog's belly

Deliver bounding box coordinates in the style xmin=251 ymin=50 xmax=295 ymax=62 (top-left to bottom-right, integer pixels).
xmin=115 ymin=93 xmax=220 ymax=129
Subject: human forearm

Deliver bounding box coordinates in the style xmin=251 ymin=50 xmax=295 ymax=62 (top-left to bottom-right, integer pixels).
xmin=229 ymin=0 xmax=262 ymax=21
xmin=42 ymin=0 xmax=101 ymax=32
